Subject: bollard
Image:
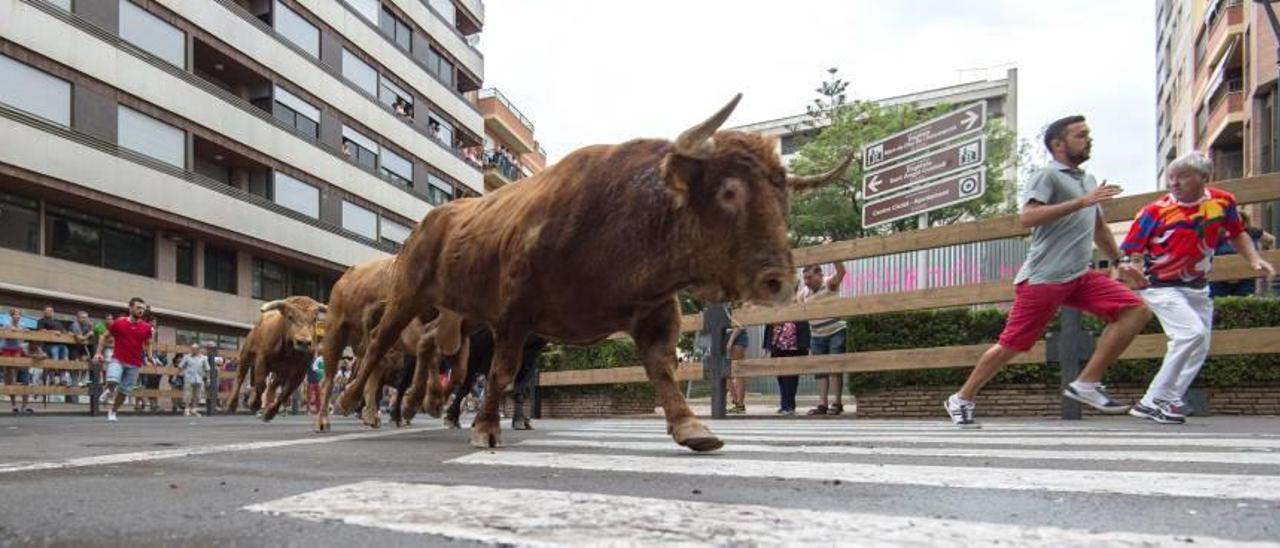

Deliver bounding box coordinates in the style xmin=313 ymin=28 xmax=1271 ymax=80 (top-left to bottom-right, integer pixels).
xmin=1046 ymin=307 xmax=1094 ymax=420
xmin=701 ymin=304 xmax=731 ymax=419
xmin=88 ymin=358 xmax=102 ymax=417
xmin=205 ymin=342 xmax=218 ymax=416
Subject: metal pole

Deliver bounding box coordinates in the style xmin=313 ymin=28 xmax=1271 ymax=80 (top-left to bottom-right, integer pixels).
xmin=88 ymin=358 xmax=101 ymax=417
xmin=1049 ymin=307 xmax=1094 ymax=420
xmin=916 ymin=212 xmax=929 ymax=291
xmin=205 ymin=341 xmax=218 ymax=416
xmin=702 ymin=304 xmax=731 ymax=419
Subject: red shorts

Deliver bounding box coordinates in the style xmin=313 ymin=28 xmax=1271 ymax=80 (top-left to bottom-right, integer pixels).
xmin=0 ymin=348 xmax=22 ymax=357
xmin=998 ymin=270 xmax=1144 ymax=352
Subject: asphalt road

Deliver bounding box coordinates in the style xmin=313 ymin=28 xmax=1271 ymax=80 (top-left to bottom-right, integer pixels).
xmin=1 ymin=411 xmax=1278 ymax=546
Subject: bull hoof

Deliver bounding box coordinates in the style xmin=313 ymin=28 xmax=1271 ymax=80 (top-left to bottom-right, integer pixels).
xmin=314 ymin=417 xmax=330 ymax=433
xmin=672 ymin=420 xmax=723 ymax=453
xmin=469 ymin=427 xmax=503 ymax=448
xmin=334 ymin=394 xmax=357 ymax=416
xmin=261 ymin=410 xmax=277 ymax=423
xmin=362 ymin=411 xmax=381 ymax=429
xmin=425 ymin=394 xmax=445 ymax=419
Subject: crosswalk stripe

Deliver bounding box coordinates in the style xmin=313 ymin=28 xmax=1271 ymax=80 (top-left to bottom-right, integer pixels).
xmin=448 ymin=451 xmax=1280 ymax=501
xmin=562 ymin=426 xmax=1271 ymax=439
xmin=245 ymin=480 xmax=1275 ymax=547
xmin=518 ymin=439 xmax=1280 ymax=465
xmin=550 ymin=431 xmax=1280 ymax=449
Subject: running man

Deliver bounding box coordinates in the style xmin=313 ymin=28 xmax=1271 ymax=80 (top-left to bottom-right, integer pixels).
xmin=93 ymin=298 xmax=157 ymax=422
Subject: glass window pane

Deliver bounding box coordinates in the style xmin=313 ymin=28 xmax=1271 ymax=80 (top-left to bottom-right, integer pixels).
xmin=341 ymin=49 xmax=378 ymax=95
xmin=46 ymin=213 xmax=102 ymax=267
xmin=48 ymin=0 xmax=71 ymax=10
xmin=295 ymin=116 xmax=318 ymax=139
xmin=252 ymin=258 xmax=287 ymax=300
xmin=290 ymin=269 xmax=320 ymax=300
xmin=341 ymin=201 xmax=377 ymax=240
xmin=204 ymin=246 xmax=237 ymax=294
xmin=395 ymin=21 xmax=411 ymax=51
xmin=344 ymin=0 xmax=379 ymax=23
xmin=380 ymin=219 xmax=411 ymax=245
xmin=118 ymin=105 xmax=185 ymax=168
xmin=378 ymin=78 xmax=412 ymax=108
xmin=273 ymin=1 xmax=319 ymax=58
xmin=437 ymin=56 xmax=454 ymax=88
xmin=102 ymin=225 xmax=155 ymax=276
xmin=175 ymin=240 xmax=195 ymax=285
xmin=0 ymin=191 xmax=40 ymax=253
xmin=119 ymin=0 xmax=186 ymax=69
xmin=273 ymin=172 xmax=320 ymax=218
xmin=341 ymin=125 xmax=378 ymax=153
xmin=0 ymin=55 xmax=72 ymax=126
xmin=273 ymin=85 xmax=319 ymax=123
xmin=429 ymin=0 xmax=456 ymax=26
xmin=380 ymin=148 xmax=411 ymax=180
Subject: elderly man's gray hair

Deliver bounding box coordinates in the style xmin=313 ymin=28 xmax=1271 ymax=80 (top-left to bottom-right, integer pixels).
xmin=1167 ymin=151 xmax=1214 ymax=179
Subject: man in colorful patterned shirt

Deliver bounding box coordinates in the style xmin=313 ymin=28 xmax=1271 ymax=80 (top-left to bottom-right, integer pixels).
xmin=1121 ymin=152 xmax=1275 ymax=424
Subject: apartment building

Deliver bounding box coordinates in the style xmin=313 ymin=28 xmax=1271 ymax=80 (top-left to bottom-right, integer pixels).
xmin=474 ymin=87 xmax=546 ymax=191
xmin=0 ymin=0 xmax=486 ymax=347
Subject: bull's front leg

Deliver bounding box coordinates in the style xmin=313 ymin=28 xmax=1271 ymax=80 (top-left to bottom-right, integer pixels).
xmin=315 ymin=321 xmax=351 ymax=432
xmin=358 ymin=360 xmax=385 ymax=428
xmin=631 ymin=300 xmax=722 ymax=452
xmin=401 ymin=334 xmax=438 ymax=424
xmin=470 ymin=331 xmax=523 ymax=448
xmin=250 ymin=367 xmax=272 ymax=413
xmin=225 ymin=354 xmax=253 ymax=413
xmin=263 ymin=368 xmax=305 ymax=422
xmin=340 ymin=303 xmax=416 ymax=415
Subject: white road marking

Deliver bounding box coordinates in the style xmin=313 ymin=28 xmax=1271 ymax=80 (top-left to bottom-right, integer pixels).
xmin=0 ymin=426 xmax=441 ymax=475
xmin=518 ymin=439 xmax=1280 ymax=465
xmin=563 ymin=425 xmax=1273 ymax=438
xmin=448 ymin=451 xmax=1280 ymax=501
xmin=245 ymin=481 xmax=1274 ymax=547
xmin=550 ymin=431 xmax=1280 ymax=449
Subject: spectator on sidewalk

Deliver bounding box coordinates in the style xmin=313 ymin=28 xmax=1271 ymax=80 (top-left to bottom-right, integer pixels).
xmin=37 ymin=306 xmax=69 ymax=375
xmin=724 ymin=312 xmax=749 ymax=414
xmin=180 ymin=345 xmax=208 ymax=417
xmin=169 ymin=352 xmax=185 ymax=414
xmin=798 ymin=263 xmax=849 ymax=416
xmin=1121 ymin=152 xmax=1275 ymax=424
xmin=1209 ymin=211 xmax=1277 ymax=297
xmin=69 ymin=311 xmax=97 ymax=387
xmin=762 ymin=296 xmax=810 ymax=416
xmin=307 ymin=354 xmax=324 ymax=415
xmin=2 ymin=307 xmax=32 ymax=414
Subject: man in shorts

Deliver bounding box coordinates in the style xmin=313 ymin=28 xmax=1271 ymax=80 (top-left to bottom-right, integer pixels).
xmin=180 ymin=344 xmax=209 ymax=417
xmin=2 ymin=308 xmax=32 ymax=414
xmin=944 ymin=115 xmax=1152 ymax=426
xmin=93 ymin=297 xmax=157 ymax=422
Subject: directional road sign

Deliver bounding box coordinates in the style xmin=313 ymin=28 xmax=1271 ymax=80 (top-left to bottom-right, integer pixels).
xmin=862 ymin=170 xmax=986 ymax=228
xmin=862 ymin=137 xmax=984 ymax=200
xmin=861 ymin=102 xmax=986 ymax=171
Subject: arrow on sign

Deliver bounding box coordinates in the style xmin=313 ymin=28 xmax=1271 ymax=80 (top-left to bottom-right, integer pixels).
xmin=961 ymin=110 xmax=979 ymax=130
xmin=867 ymin=174 xmax=882 ymax=193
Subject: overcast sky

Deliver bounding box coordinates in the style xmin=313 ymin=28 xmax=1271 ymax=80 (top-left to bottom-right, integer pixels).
xmin=478 ymin=0 xmax=1158 ymax=193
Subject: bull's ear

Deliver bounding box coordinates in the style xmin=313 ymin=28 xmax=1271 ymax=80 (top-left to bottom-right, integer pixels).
xmin=660 ymin=153 xmax=704 ymax=208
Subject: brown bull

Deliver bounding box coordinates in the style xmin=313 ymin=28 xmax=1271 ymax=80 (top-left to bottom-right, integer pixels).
xmin=351 ymin=94 xmax=850 ymax=451
xmin=226 ymin=296 xmax=326 ymax=421
xmin=316 ymin=258 xmax=456 ymax=431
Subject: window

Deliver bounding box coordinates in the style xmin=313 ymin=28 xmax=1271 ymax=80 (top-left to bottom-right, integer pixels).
xmin=425 ymin=48 xmax=455 ymax=89
xmin=273 ymin=171 xmax=320 ymax=218
xmin=341 ymin=125 xmax=379 ymax=170
xmin=0 ymin=191 xmax=40 ymax=253
xmin=252 ymin=258 xmax=287 ymax=300
xmin=341 ymin=200 xmax=378 ymax=240
xmin=290 ymin=269 xmax=321 ymax=300
xmin=380 ymin=218 xmax=411 ymax=246
xmin=175 ymin=239 xmax=195 ymax=285
xmin=273 ymin=1 xmax=319 ymax=58
xmin=118 ymin=105 xmax=185 ymax=168
xmin=102 ymin=220 xmax=155 ymax=276
xmin=45 ymin=205 xmax=155 ymax=276
xmin=427 ymin=114 xmax=454 ymax=147
xmin=271 ymin=86 xmax=319 ymax=139
xmin=0 ymin=55 xmax=72 ymax=126
xmin=344 ymin=0 xmax=380 ymax=23
xmin=341 ymin=49 xmax=379 ymax=96
xmin=426 ymin=174 xmax=452 ymax=205
xmin=378 ymin=77 xmax=413 ymax=116
xmin=204 ymin=245 xmax=238 ymax=294
xmin=428 ymin=0 xmax=456 ymax=26
xmin=119 ymin=0 xmax=186 ymax=69
xmin=379 ymin=7 xmax=412 ymax=51
xmin=379 ymin=148 xmax=412 ymax=187
xmin=48 ymin=0 xmax=71 ymax=10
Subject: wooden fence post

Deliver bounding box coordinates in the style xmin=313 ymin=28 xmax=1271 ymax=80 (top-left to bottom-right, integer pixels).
xmin=702 ymin=304 xmax=730 ymax=419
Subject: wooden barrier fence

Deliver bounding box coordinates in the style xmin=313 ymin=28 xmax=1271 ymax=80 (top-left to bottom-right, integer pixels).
xmin=537 ymin=173 xmax=1280 ymax=419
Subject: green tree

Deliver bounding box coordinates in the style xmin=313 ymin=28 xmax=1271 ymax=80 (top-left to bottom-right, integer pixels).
xmin=786 ymin=72 xmax=1020 ymax=246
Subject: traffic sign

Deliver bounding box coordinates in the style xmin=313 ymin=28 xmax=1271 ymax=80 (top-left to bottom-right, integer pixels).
xmin=862 ymin=170 xmax=986 ymax=228
xmin=861 ymin=102 xmax=986 ymax=170
xmin=862 ymin=138 xmax=985 ymax=200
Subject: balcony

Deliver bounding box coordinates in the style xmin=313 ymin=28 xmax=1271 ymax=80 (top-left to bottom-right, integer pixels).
xmin=1199 ymin=0 xmax=1243 ymax=72
xmin=476 ymin=88 xmax=536 ymax=154
xmin=483 ymin=149 xmax=523 ymax=190
xmin=1199 ymin=79 xmax=1245 ymax=148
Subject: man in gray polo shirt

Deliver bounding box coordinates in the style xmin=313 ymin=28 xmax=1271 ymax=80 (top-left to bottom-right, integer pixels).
xmin=944 ymin=115 xmax=1151 ymax=426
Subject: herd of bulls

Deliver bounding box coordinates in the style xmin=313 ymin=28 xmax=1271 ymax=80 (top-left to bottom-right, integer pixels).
xmin=227 ymin=94 xmax=853 ymax=452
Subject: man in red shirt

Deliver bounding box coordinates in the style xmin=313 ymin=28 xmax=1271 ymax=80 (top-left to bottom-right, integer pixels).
xmin=93 ymin=297 xmax=157 ymax=422
xmin=1121 ymin=152 xmax=1275 ymax=424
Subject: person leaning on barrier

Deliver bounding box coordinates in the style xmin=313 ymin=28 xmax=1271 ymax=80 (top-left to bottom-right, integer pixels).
xmin=1119 ymin=151 xmax=1276 ymax=424
xmin=1 ymin=307 xmax=33 ymax=414
xmin=944 ymin=115 xmax=1152 ymax=427
xmin=797 ymin=262 xmax=848 ymax=416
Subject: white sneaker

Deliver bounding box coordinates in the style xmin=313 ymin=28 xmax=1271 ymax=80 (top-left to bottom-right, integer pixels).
xmin=107 ymin=410 xmax=117 ymax=422
xmin=1063 ymin=383 xmax=1130 ymax=414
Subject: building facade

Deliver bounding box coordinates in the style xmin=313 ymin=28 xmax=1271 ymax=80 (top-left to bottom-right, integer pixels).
xmin=473 ymin=87 xmax=546 ymax=191
xmin=1156 ymin=0 xmax=1280 ymax=231
xmin=0 ymin=0 xmax=487 ymax=347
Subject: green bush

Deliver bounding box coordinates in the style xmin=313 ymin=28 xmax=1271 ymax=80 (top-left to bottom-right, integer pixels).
xmin=846 ymin=296 xmax=1280 ymax=393
xmin=538 ymin=339 xmax=654 ymax=399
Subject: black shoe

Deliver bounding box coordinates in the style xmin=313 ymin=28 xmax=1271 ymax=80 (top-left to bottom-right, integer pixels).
xmin=1129 ymin=402 xmax=1185 ymax=425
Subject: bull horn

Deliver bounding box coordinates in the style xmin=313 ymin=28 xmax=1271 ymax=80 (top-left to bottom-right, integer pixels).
xmin=673 ymin=93 xmax=742 ymax=157
xmin=787 ymin=152 xmax=857 ymax=191
xmin=260 ymin=300 xmax=286 ymax=313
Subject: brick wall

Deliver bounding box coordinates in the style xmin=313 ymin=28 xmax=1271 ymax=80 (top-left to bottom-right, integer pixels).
xmin=528 ymin=392 xmax=657 ymax=418
xmin=853 ymin=383 xmax=1280 ymax=417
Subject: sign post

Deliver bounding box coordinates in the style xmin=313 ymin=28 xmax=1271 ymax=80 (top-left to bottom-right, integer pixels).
xmin=862 ymin=171 xmax=986 ymax=228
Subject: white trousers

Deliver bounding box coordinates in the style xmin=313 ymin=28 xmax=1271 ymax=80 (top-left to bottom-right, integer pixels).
xmin=1139 ymin=286 xmax=1213 ymax=406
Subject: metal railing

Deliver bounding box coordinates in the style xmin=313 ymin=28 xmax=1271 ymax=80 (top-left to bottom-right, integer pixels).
xmin=478 ymin=88 xmax=535 ymax=133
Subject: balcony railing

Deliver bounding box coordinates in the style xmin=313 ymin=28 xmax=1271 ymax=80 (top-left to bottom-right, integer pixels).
xmin=479 ymin=88 xmax=534 ymax=133
xmin=485 ymin=150 xmax=523 ymax=182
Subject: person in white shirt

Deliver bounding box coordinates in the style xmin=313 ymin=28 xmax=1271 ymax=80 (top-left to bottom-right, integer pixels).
xmin=179 ymin=344 xmax=209 ymax=417
xmin=796 ymin=263 xmax=848 ymax=415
